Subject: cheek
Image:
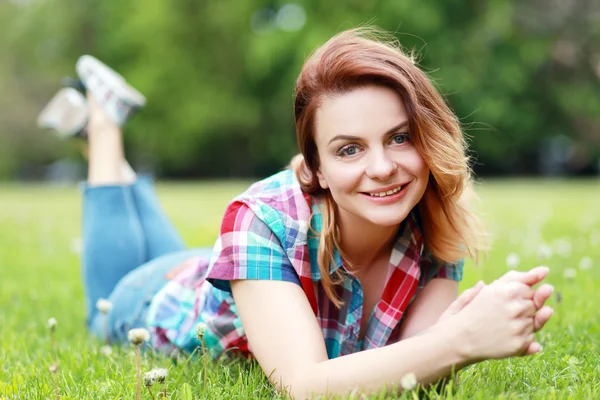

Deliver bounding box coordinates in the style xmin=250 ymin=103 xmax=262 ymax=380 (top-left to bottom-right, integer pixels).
xmin=321 ymin=163 xmax=364 ymax=195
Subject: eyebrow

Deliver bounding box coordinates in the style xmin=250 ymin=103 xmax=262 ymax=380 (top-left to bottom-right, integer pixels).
xmin=327 ymin=121 xmax=409 ymax=145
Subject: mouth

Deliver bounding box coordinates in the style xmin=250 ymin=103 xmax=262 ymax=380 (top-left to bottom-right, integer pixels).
xmin=363 ymin=184 xmax=406 ymax=198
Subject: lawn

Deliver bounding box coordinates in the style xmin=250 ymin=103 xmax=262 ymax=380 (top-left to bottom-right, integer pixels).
xmin=0 ymin=179 xmax=599 ymax=399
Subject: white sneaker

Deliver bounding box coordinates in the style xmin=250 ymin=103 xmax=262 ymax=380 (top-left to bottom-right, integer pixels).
xmin=76 ymin=55 xmax=146 ymax=127
xmin=36 ymin=88 xmax=89 ymax=139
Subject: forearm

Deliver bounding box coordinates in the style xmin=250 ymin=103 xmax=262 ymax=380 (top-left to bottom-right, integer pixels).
xmin=288 ymin=325 xmax=469 ymax=399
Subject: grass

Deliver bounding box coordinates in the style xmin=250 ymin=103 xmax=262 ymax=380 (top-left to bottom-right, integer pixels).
xmin=0 ymin=178 xmax=599 ymax=399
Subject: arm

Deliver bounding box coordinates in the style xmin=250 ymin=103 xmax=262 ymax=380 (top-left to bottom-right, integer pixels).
xmin=398 ymin=278 xmax=458 ymax=340
xmin=231 ymin=279 xmax=470 ymax=399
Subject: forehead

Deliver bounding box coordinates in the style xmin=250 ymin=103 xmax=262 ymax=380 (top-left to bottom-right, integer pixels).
xmin=314 ymin=85 xmax=408 ymax=142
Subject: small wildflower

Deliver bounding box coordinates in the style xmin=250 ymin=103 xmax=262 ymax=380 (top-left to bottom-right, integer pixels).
xmin=48 ymin=364 xmax=59 ymax=374
xmin=100 ymin=345 xmax=113 ymax=357
xmin=505 ymin=253 xmax=520 ymax=269
xmin=47 ymin=317 xmax=57 ymax=332
xmin=400 ymin=372 xmax=417 ymax=391
xmin=143 ymin=371 xmax=156 ymax=387
xmin=128 ymin=328 xmax=150 ymax=346
xmin=563 ymin=268 xmax=577 ymax=279
xmin=579 ymin=257 xmax=593 ymax=270
xmin=537 ymin=243 xmax=553 ymax=260
xmin=149 ymin=368 xmax=168 ymax=384
xmin=96 ymin=298 xmax=113 ymax=314
xmin=196 ymin=322 xmax=207 ymax=341
xmin=553 ymin=238 xmax=572 ymax=258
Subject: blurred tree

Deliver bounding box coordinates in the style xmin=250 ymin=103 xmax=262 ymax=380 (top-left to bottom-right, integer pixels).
xmin=0 ymin=0 xmax=598 ymax=179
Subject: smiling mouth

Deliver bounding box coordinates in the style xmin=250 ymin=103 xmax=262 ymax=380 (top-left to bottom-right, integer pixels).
xmin=366 ymin=185 xmax=404 ymax=197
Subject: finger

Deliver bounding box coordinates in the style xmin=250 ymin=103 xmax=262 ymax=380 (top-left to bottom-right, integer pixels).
xmin=507 ymin=281 xmax=535 ymax=300
xmin=525 ymin=341 xmax=543 ymax=355
xmin=447 ymin=281 xmax=485 ymax=313
xmin=519 ymin=300 xmax=537 ymax=318
xmin=499 ymin=266 xmax=549 ymax=286
xmin=533 ymin=284 xmax=554 ymax=310
xmin=534 ymin=306 xmax=554 ymax=332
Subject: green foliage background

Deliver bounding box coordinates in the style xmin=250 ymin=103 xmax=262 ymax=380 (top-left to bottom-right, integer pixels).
xmin=1 ymin=0 xmax=599 ymax=178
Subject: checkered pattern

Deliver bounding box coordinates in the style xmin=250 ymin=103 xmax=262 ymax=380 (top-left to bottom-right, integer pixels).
xmin=146 ymin=169 xmax=463 ymax=359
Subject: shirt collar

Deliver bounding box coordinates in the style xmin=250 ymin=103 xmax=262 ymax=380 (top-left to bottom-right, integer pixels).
xmin=307 ymin=198 xmax=423 ymax=281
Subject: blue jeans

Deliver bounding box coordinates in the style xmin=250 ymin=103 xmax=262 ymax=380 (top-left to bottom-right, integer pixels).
xmin=82 ymin=176 xmax=212 ymax=343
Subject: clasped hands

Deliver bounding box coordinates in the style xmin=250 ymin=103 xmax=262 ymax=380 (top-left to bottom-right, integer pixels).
xmin=438 ymin=266 xmax=554 ymax=359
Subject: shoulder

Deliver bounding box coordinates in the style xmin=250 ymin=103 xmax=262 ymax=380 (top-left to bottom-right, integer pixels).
xmin=220 ymin=169 xmax=312 ymax=247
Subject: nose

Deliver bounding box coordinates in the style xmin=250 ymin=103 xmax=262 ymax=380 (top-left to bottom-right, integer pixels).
xmin=365 ymin=148 xmax=397 ymax=181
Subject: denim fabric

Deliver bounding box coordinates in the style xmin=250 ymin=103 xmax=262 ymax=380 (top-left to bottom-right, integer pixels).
xmin=89 ymin=248 xmax=213 ymax=344
xmin=81 ymin=175 xmax=209 ymax=343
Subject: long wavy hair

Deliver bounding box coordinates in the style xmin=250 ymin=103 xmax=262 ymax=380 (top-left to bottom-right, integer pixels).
xmin=290 ymin=27 xmax=487 ymax=307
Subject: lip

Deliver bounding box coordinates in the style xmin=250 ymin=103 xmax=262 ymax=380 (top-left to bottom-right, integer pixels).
xmin=360 ymin=181 xmax=411 ymax=204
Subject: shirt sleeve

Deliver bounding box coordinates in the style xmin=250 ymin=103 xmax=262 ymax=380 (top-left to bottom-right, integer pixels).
xmin=420 ymin=251 xmax=464 ymax=284
xmin=206 ymin=201 xmax=301 ymax=292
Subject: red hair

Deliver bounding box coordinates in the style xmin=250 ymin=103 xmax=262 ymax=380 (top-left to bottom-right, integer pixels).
xmin=290 ymin=27 xmax=487 ymax=306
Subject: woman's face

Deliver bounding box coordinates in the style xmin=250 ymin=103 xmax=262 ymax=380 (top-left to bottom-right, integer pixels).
xmin=314 ymin=85 xmax=430 ymax=229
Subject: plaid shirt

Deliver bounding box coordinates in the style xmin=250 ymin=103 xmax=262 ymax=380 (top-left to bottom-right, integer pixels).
xmin=146 ymin=169 xmax=463 ymax=359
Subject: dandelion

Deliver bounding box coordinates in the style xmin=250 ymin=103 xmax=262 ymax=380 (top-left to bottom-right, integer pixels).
xmin=196 ymin=322 xmax=208 ymax=389
xmin=96 ymin=298 xmax=112 ymax=345
xmin=128 ymin=328 xmax=150 ymax=400
xmin=537 ymin=244 xmax=553 ymax=260
xmin=563 ymin=268 xmax=577 ymax=279
xmin=505 ymin=253 xmax=520 ymax=269
xmin=47 ymin=317 xmax=57 ymax=332
xmin=48 ymin=364 xmax=59 ymax=400
xmin=196 ymin=322 xmax=207 ymax=341
xmin=151 ymin=368 xmax=168 ymax=384
xmin=144 ymin=368 xmax=168 ymax=399
xmin=144 ymin=371 xmax=156 ymax=387
xmin=96 ymin=298 xmax=113 ymax=314
xmin=400 ymin=372 xmax=417 ymax=391
xmin=579 ymin=257 xmax=593 ymax=270
xmin=100 ymin=345 xmax=113 ymax=357
xmin=553 ymin=238 xmax=572 ymax=258
xmin=128 ymin=328 xmax=150 ymax=346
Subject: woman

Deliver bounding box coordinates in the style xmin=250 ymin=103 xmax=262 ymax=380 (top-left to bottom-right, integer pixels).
xmin=40 ymin=28 xmax=554 ymax=398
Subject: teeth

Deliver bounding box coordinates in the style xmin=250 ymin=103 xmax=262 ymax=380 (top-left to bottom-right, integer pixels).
xmin=370 ymin=186 xmax=402 ymax=197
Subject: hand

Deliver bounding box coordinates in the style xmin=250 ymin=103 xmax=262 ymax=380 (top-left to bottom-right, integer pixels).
xmin=438 ymin=267 xmax=554 ymax=336
xmin=497 ymin=267 xmax=554 ymax=335
xmin=449 ymin=276 xmax=553 ymax=362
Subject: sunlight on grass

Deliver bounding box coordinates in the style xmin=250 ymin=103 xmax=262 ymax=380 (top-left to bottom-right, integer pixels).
xmin=0 ymin=179 xmax=599 ymax=399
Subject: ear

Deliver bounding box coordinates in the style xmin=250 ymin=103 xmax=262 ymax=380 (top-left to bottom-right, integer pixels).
xmin=316 ymin=168 xmax=328 ymax=189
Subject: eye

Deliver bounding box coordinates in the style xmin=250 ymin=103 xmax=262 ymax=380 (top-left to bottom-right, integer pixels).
xmin=391 ymin=132 xmax=410 ymax=144
xmin=337 ymin=144 xmax=361 ymax=157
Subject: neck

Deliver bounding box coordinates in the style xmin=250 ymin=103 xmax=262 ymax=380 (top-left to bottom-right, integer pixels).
xmin=337 ymin=213 xmax=400 ymax=272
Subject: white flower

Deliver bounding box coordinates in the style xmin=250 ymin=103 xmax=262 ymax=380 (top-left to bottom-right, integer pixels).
xmin=400 ymin=372 xmax=417 ymax=391
xmin=48 ymin=364 xmax=59 ymax=374
xmin=505 ymin=253 xmax=520 ymax=269
xmin=196 ymin=322 xmax=207 ymax=340
xmin=96 ymin=298 xmax=113 ymax=314
xmin=563 ymin=268 xmax=577 ymax=279
xmin=143 ymin=368 xmax=168 ymax=386
xmin=537 ymin=244 xmax=553 ymax=260
xmin=579 ymin=257 xmax=593 ymax=270
xmin=127 ymin=328 xmax=150 ymax=346
xmin=143 ymin=371 xmax=155 ymax=387
xmin=553 ymin=238 xmax=572 ymax=258
xmin=47 ymin=317 xmax=57 ymax=332
xmin=100 ymin=345 xmax=113 ymax=357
